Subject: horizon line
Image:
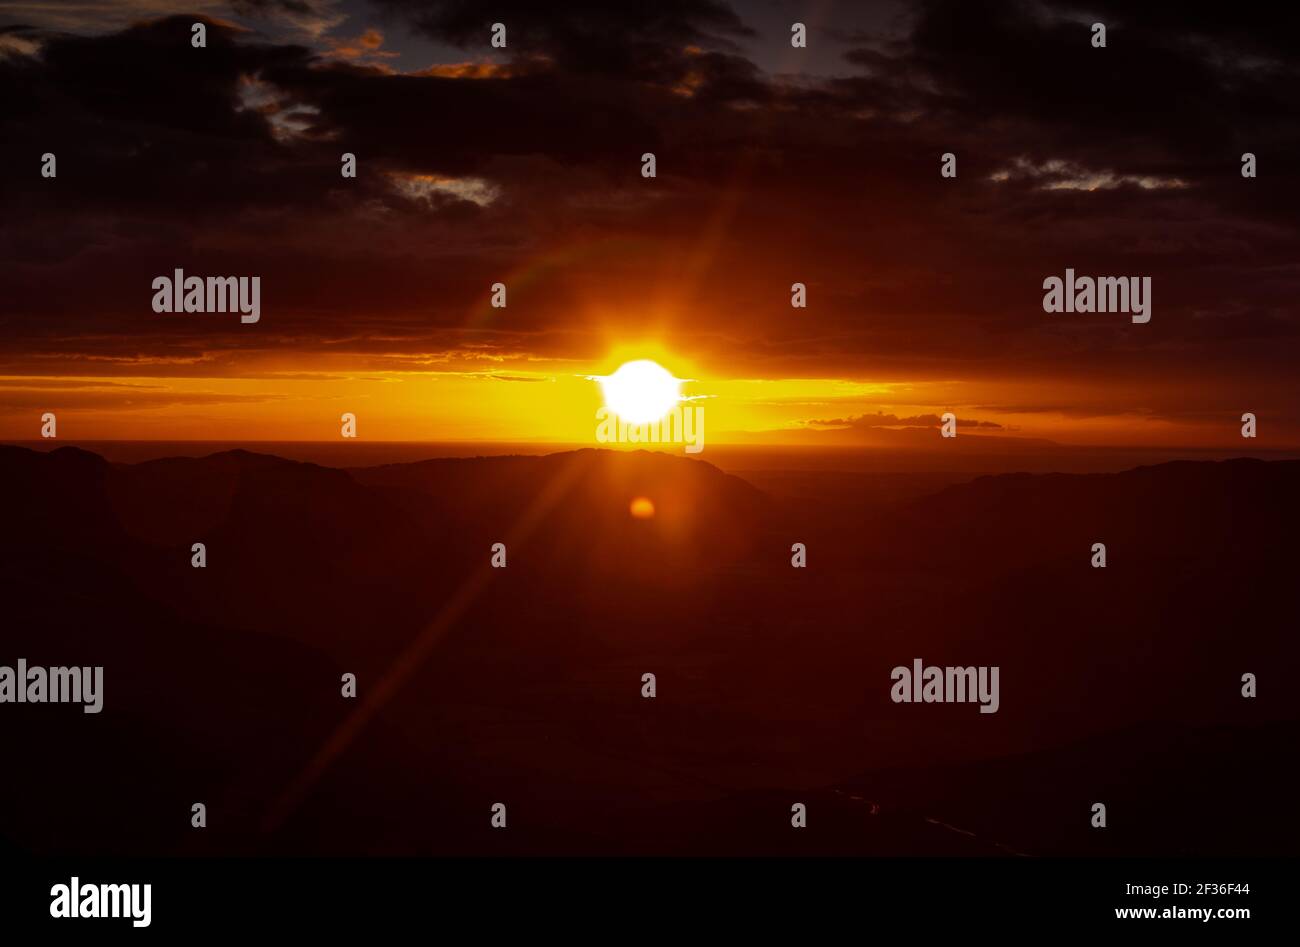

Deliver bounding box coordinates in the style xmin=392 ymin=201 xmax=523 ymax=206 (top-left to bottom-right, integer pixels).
xmin=5 ymin=437 xmax=1300 ymax=455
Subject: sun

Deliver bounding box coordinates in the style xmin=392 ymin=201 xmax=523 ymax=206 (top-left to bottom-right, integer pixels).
xmin=598 ymin=359 xmax=682 ymax=423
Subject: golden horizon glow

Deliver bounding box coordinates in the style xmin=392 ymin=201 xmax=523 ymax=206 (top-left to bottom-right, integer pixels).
xmin=0 ymin=362 xmax=1293 ymax=450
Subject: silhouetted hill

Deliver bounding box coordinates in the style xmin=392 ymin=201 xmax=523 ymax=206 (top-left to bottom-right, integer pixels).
xmin=348 ymin=447 xmax=768 ymax=579
xmin=882 ymin=458 xmax=1300 ymax=574
xmin=0 ymin=445 xmax=1295 ymax=855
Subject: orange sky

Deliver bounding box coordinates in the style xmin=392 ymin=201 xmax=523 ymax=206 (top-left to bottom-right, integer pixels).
xmin=0 ymin=351 xmax=1282 ymax=449
xmin=2 ymin=5 xmax=1297 ymax=452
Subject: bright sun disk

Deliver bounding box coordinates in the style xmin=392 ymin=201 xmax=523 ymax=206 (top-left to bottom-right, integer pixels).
xmin=599 ymin=359 xmax=682 ymax=424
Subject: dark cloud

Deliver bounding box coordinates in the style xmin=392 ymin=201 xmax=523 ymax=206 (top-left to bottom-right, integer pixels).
xmin=231 ymin=0 xmax=327 ymax=15
xmin=369 ymin=0 xmax=753 ymax=79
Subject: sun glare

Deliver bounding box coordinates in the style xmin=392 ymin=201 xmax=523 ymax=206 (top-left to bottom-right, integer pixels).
xmin=599 ymin=359 xmax=682 ymax=423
